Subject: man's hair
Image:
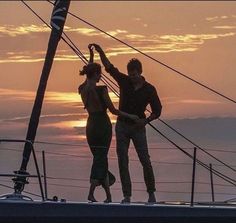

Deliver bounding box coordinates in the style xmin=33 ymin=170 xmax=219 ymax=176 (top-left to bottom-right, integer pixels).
xmin=127 ymin=58 xmax=142 ymax=74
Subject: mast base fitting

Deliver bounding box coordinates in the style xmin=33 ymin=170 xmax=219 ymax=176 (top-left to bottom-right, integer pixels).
xmin=12 ymin=170 xmax=29 ymax=194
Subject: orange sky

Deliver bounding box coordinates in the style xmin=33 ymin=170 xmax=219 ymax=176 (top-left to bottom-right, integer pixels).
xmin=0 ymin=1 xmax=236 ymax=202
xmin=0 ymin=1 xmax=236 ymax=121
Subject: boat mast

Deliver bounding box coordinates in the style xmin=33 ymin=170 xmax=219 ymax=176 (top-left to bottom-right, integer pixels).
xmin=14 ymin=0 xmax=71 ymax=193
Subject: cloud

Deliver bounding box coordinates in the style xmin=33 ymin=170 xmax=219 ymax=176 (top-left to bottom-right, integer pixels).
xmin=213 ymin=26 xmax=236 ymax=30
xmin=0 ymin=113 xmax=85 ymax=123
xmin=0 ymin=23 xmax=235 ymax=64
xmin=0 ymin=88 xmax=118 ymax=107
xmin=132 ymin=17 xmax=148 ymax=28
xmin=150 ymin=32 xmax=235 ymax=43
xmin=41 ymin=114 xmax=117 ymax=130
xmin=0 ymin=48 xmax=85 ymax=63
xmin=104 ymin=32 xmax=235 ymax=56
xmin=65 ymin=26 xmax=128 ymax=38
xmin=0 ymin=24 xmax=50 ymax=37
xmin=0 ymin=88 xmax=80 ymax=104
xmin=0 ymin=88 xmax=85 ymax=105
xmin=0 ymin=88 xmax=35 ymax=100
xmin=0 ymin=24 xmax=128 ymax=38
xmin=41 ymin=119 xmax=87 ymax=129
xmin=0 ymin=88 xmax=118 ymax=133
xmin=0 ymin=49 xmax=98 ymax=63
xmin=205 ymin=15 xmax=236 ymax=22
xmin=65 ymin=27 xmax=100 ymax=36
xmin=0 ymin=58 xmax=46 ymax=63
xmin=133 ymin=18 xmax=141 ymax=22
xmin=166 ymin=98 xmax=223 ymax=105
xmin=45 ymin=90 xmax=118 ymax=104
xmin=206 ymin=16 xmax=217 ymax=22
xmin=125 ymin=34 xmax=145 ymax=39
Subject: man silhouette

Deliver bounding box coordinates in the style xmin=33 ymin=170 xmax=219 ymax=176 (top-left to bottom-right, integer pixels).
xmin=93 ymin=44 xmax=162 ymax=203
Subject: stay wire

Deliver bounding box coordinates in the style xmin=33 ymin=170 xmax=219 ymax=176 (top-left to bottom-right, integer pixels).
xmin=47 ymin=0 xmax=236 ymax=105
xmin=100 ymin=73 xmax=236 ymax=174
xmin=60 ymin=1 xmax=236 ymax=173
xmin=80 ymin=55 xmax=236 ymax=186
xmin=44 ymin=0 xmax=236 ymax=174
xmin=66 ymin=4 xmax=236 ymax=172
xmin=21 ymin=1 xmax=111 ymax=95
xmin=148 ymin=122 xmax=236 ymax=186
xmin=0 ymin=183 xmax=42 ymax=198
xmin=156 ymin=118 xmax=236 ymax=173
xmin=22 ymin=1 xmax=236 ymax=186
xmin=21 ymin=0 xmax=88 ymax=64
xmin=100 ymin=71 xmax=236 ymax=174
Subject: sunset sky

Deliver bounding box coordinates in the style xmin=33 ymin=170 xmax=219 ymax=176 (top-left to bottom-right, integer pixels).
xmin=0 ymin=1 xmax=236 ymax=120
xmin=0 ymin=1 xmax=236 ymax=202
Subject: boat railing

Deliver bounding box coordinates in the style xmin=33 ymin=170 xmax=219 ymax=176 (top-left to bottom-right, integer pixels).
xmin=0 ymin=139 xmax=236 ymax=205
xmin=0 ymin=139 xmax=44 ymax=201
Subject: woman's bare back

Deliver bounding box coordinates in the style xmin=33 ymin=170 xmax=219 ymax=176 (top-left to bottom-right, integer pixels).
xmin=80 ymin=85 xmax=105 ymax=113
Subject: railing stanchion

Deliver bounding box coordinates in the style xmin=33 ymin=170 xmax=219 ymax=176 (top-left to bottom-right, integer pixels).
xmin=42 ymin=150 xmax=48 ymax=200
xmin=210 ymin=163 xmax=215 ymax=202
xmin=31 ymin=143 xmax=45 ymax=201
xmin=191 ymin=147 xmax=197 ymax=206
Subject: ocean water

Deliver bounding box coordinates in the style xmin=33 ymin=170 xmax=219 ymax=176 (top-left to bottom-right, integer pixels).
xmin=1 ymin=117 xmax=236 ymax=203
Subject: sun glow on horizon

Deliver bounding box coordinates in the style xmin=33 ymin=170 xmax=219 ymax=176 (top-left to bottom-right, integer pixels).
xmin=47 ymin=120 xmax=88 ymax=129
xmin=0 ymin=1 xmax=236 ymax=124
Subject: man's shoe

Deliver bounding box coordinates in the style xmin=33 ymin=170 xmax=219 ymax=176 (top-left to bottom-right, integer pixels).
xmin=104 ymin=194 xmax=112 ymax=203
xmin=148 ymin=193 xmax=156 ymax=203
xmin=121 ymin=196 xmax=131 ymax=203
xmin=104 ymin=198 xmax=112 ymax=203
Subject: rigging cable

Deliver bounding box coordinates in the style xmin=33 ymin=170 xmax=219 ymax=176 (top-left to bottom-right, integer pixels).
xmin=20 ymin=1 xmax=118 ymax=109
xmin=0 ymin=183 xmax=41 ymax=198
xmin=20 ymin=1 xmax=236 ymax=186
xmin=47 ymin=0 xmax=236 ymax=105
xmin=45 ymin=0 xmax=236 ymax=173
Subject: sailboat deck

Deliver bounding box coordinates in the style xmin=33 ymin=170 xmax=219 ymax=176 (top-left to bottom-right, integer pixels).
xmin=0 ymin=199 xmax=236 ymax=223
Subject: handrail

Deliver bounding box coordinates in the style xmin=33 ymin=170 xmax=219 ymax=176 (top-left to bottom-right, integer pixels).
xmin=2 ymin=139 xmax=236 ymax=203
xmin=20 ymin=0 xmax=236 ymax=181
xmin=0 ymin=174 xmax=38 ymax=178
xmin=0 ymin=182 xmax=41 ymax=198
xmin=1 ymin=146 xmax=236 ymax=167
xmin=0 ymin=139 xmax=45 ymax=201
xmin=2 ymin=140 xmax=236 ymax=153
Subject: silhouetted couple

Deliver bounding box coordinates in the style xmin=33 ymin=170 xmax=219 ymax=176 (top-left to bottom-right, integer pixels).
xmin=78 ymin=44 xmax=162 ymax=203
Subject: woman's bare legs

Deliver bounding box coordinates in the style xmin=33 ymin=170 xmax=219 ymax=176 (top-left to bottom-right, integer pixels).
xmin=88 ymin=179 xmax=99 ymax=202
xmin=102 ymin=174 xmax=112 ymax=203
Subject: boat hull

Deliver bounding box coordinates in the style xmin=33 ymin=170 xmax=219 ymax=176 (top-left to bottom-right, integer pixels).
xmin=0 ymin=200 xmax=236 ymax=223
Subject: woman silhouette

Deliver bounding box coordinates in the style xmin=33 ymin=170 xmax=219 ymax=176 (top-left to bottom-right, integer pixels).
xmin=78 ymin=45 xmax=139 ymax=203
